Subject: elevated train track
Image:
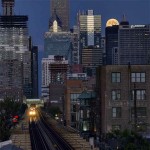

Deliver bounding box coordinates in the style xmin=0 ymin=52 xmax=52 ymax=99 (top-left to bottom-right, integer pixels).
xmin=29 ymin=108 xmax=74 ymax=150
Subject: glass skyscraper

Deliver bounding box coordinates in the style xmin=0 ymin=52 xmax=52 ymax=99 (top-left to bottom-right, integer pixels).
xmin=44 ymin=32 xmax=72 ymax=62
xmin=78 ymin=10 xmax=101 ymax=48
xmin=78 ymin=10 xmax=101 ymax=65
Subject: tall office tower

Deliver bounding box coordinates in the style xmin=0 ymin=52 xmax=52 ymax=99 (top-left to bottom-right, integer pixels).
xmin=78 ymin=10 xmax=101 ymax=48
xmin=82 ymin=46 xmax=103 ymax=76
xmin=42 ymin=55 xmax=68 ymax=102
xmin=30 ymin=45 xmax=39 ymax=98
xmin=119 ymin=24 xmax=150 ymax=65
xmin=2 ymin=0 xmax=14 ymax=16
xmin=0 ymin=0 xmax=32 ymax=98
xmin=78 ymin=10 xmax=101 ymax=65
xmin=50 ymin=0 xmax=69 ymax=31
xmin=70 ymin=26 xmax=80 ymax=64
xmin=105 ymin=18 xmax=119 ymax=65
xmin=44 ymin=14 xmax=72 ymax=63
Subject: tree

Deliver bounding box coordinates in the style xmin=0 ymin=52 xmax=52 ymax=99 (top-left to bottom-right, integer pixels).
xmin=0 ymin=97 xmax=26 ymax=141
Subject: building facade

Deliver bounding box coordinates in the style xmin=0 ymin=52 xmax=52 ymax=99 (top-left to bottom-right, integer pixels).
xmin=78 ymin=10 xmax=101 ymax=49
xmin=96 ymin=65 xmax=150 ymax=134
xmin=119 ymin=24 xmax=150 ymax=65
xmin=44 ymin=31 xmax=72 ymax=62
xmin=77 ymin=10 xmax=101 ymax=75
xmin=70 ymin=26 xmax=80 ymax=65
xmin=42 ymin=55 xmax=68 ymax=102
xmin=0 ymin=0 xmax=32 ymax=98
xmin=105 ymin=24 xmax=119 ymax=65
xmin=30 ymin=45 xmax=38 ymax=98
xmin=82 ymin=46 xmax=103 ymax=76
xmin=65 ymin=79 xmax=84 ymax=128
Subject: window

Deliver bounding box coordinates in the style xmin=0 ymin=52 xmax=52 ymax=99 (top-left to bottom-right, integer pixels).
xmin=112 ymin=72 xmax=120 ymax=83
xmin=131 ymin=90 xmax=146 ymax=100
xmin=131 ymin=107 xmax=147 ymax=117
xmin=112 ymin=107 xmax=121 ymax=118
xmin=112 ymin=90 xmax=121 ymax=100
xmin=131 ymin=73 xmax=145 ymax=82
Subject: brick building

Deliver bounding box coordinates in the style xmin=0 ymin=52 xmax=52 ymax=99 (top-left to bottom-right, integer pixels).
xmin=65 ymin=79 xmax=84 ymax=127
xmin=96 ymin=65 xmax=150 ymax=134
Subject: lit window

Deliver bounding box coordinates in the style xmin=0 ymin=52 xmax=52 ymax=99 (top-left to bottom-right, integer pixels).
xmin=131 ymin=90 xmax=146 ymax=100
xmin=112 ymin=90 xmax=121 ymax=100
xmin=112 ymin=107 xmax=121 ymax=118
xmin=131 ymin=73 xmax=145 ymax=83
xmin=112 ymin=72 xmax=121 ymax=83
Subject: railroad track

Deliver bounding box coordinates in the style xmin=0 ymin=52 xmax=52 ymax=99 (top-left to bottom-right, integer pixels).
xmin=29 ymin=110 xmax=74 ymax=150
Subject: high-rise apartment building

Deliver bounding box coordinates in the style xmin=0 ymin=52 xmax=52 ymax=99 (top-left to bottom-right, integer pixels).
xmin=119 ymin=24 xmax=150 ymax=65
xmin=50 ymin=0 xmax=69 ymax=31
xmin=0 ymin=0 xmax=32 ymax=98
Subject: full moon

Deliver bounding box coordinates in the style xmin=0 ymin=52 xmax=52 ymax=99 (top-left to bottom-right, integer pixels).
xmin=106 ymin=19 xmax=119 ymax=27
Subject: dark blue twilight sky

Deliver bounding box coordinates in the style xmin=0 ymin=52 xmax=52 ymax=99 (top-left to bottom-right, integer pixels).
xmin=12 ymin=0 xmax=150 ymax=52
xmin=0 ymin=0 xmax=150 ymax=95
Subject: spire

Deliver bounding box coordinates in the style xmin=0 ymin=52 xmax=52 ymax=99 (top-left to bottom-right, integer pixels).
xmin=49 ymin=9 xmax=62 ymax=32
xmin=122 ymin=14 xmax=126 ymax=21
xmin=2 ymin=0 xmax=15 ymax=16
xmin=120 ymin=14 xmax=129 ymax=26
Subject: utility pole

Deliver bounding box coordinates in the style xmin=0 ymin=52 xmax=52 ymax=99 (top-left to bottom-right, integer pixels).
xmin=134 ymin=83 xmax=137 ymax=132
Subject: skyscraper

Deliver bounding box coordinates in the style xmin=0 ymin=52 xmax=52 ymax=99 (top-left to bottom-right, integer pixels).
xmin=2 ymin=0 xmax=14 ymax=16
xmin=0 ymin=0 xmax=33 ymax=98
xmin=105 ymin=21 xmax=119 ymax=65
xmin=77 ymin=10 xmax=102 ymax=76
xmin=78 ymin=10 xmax=101 ymax=49
xmin=50 ymin=0 xmax=69 ymax=31
xmin=78 ymin=10 xmax=101 ymax=65
xmin=44 ymin=11 xmax=72 ymax=63
xmin=119 ymin=24 xmax=150 ymax=65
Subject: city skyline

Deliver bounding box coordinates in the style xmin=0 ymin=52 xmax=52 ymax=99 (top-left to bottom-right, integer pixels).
xmin=0 ymin=0 xmax=149 ymax=95
xmin=5 ymin=0 xmax=149 ymax=52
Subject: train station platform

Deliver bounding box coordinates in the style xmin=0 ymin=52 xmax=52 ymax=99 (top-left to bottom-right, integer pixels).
xmin=9 ymin=111 xmax=32 ymax=150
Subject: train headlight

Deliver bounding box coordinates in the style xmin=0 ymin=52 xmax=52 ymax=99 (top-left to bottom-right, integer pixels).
xmin=32 ymin=111 xmax=36 ymax=115
xmin=29 ymin=111 xmax=33 ymax=115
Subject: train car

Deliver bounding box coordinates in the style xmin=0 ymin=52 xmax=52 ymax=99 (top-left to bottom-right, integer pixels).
xmin=28 ymin=105 xmax=37 ymax=117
